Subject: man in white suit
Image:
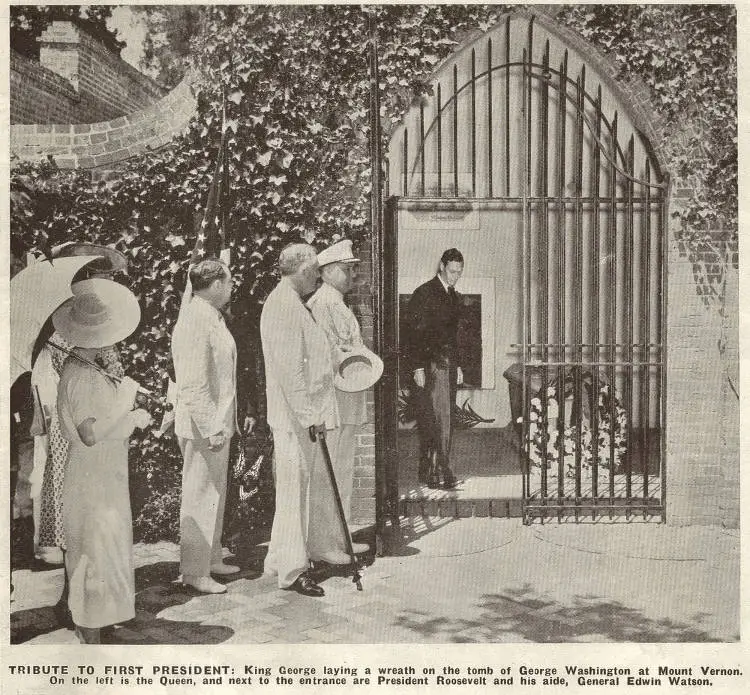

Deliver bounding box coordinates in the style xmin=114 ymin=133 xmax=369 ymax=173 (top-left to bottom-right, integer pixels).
xmin=308 ymin=240 xmax=370 ymax=548
xmin=172 ymin=258 xmax=239 ymax=594
xmin=260 ymin=243 xmax=346 ymax=597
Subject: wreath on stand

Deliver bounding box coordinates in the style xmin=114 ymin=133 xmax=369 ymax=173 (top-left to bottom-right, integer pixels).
xmin=518 ymin=371 xmax=628 ymax=478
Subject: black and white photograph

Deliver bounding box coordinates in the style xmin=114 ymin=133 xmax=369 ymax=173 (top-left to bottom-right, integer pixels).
xmin=4 ymin=2 xmax=745 ymax=692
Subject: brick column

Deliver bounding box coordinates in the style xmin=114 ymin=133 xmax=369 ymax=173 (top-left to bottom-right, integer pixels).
xmin=39 ymin=21 xmax=81 ymax=91
xmin=666 ymin=196 xmax=729 ymax=526
xmin=349 ymin=240 xmax=377 ymax=525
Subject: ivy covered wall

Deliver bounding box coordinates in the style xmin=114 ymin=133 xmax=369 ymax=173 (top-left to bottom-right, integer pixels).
xmin=10 ymin=5 xmax=737 ymax=536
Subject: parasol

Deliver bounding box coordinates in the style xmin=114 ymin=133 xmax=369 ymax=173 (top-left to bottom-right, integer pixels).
xmin=10 ymin=255 xmax=100 ymax=384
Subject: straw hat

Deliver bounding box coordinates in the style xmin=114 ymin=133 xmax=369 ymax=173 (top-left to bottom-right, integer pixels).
xmin=317 ymin=239 xmax=359 ymax=267
xmin=334 ymin=345 xmax=384 ymax=393
xmin=52 ymin=279 xmax=140 ymax=348
xmin=52 ymin=242 xmax=129 ymax=275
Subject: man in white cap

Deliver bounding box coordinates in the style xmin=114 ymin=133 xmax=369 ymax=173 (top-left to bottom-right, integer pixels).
xmin=261 ymin=243 xmax=350 ymax=597
xmin=308 ymin=240 xmax=369 ymax=557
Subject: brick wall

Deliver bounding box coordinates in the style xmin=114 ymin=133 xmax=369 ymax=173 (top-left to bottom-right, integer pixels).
xmin=11 ymin=21 xmax=166 ymax=125
xmin=348 ymin=240 xmax=377 ymax=525
xmin=10 ymin=51 xmax=79 ymax=124
xmin=665 ymin=198 xmax=739 ymax=527
xmin=73 ymin=25 xmax=167 ymax=121
xmin=718 ymin=262 xmax=739 ymax=529
xmin=10 ymin=77 xmax=197 ymax=171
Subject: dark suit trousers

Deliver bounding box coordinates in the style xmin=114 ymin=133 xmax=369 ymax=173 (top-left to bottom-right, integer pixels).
xmin=416 ymin=359 xmax=458 ymax=471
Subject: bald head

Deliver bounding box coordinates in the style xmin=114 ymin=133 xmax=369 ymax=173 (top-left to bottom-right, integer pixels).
xmin=278 ymin=243 xmax=320 ymax=296
xmin=279 ymin=243 xmax=316 ymax=276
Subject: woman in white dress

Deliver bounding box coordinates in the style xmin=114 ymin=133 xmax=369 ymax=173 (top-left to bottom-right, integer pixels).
xmin=53 ymin=278 xmax=149 ymax=644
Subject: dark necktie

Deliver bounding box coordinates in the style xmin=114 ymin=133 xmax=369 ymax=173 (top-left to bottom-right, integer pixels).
xmin=448 ymin=286 xmax=457 ymax=302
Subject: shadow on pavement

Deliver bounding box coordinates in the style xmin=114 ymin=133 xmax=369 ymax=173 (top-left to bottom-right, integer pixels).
xmin=393 ymin=584 xmax=734 ymax=643
xmin=384 ymin=516 xmax=458 ymax=557
xmin=11 ymin=605 xmax=66 ymax=644
xmin=12 ymin=558 xmax=253 ymax=645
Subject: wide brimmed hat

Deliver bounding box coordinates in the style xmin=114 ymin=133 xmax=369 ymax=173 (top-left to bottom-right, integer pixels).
xmin=52 ymin=279 xmax=140 ymax=348
xmin=52 ymin=242 xmax=129 ymax=275
xmin=317 ymin=239 xmax=359 ymax=267
xmin=334 ymin=345 xmax=384 ymax=393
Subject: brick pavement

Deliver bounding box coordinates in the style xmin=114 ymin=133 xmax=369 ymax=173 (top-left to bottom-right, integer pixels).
xmin=10 ymin=518 xmax=740 ymax=644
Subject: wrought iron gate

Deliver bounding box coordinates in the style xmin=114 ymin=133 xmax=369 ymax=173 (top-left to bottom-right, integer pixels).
xmin=387 ymin=15 xmax=668 ymax=522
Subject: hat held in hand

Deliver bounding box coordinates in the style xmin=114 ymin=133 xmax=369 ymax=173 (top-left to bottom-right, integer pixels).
xmin=317 ymin=239 xmax=359 ymax=267
xmin=52 ymin=279 xmax=140 ymax=348
xmin=334 ymin=345 xmax=384 ymax=393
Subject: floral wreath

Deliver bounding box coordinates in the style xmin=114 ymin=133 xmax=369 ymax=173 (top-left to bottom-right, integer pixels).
xmin=518 ymin=373 xmax=628 ymax=477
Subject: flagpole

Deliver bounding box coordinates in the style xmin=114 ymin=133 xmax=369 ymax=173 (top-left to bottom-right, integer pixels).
xmin=165 ymin=84 xmax=231 ymax=433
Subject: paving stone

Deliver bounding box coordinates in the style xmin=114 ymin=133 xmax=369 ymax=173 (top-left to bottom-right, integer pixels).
xmin=10 ymin=520 xmax=740 ymax=645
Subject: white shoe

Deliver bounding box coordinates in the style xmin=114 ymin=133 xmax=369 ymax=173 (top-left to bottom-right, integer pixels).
xmin=36 ymin=546 xmax=64 ymax=565
xmin=210 ymin=563 xmax=240 ymax=576
xmin=315 ymin=550 xmax=352 ymax=565
xmin=183 ymin=575 xmax=227 ymax=594
xmin=351 ymin=542 xmax=369 ymax=554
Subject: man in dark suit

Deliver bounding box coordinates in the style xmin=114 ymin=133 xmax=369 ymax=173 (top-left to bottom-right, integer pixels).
xmin=404 ymin=248 xmax=464 ymax=489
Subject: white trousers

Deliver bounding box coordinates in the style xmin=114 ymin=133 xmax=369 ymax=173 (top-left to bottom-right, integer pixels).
xmin=179 ymin=437 xmax=229 ymax=577
xmin=265 ymin=426 xmax=346 ymax=588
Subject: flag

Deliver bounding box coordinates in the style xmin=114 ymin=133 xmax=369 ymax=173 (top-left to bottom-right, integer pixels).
xmin=191 ymin=126 xmax=232 ymax=268
xmin=180 ymin=121 xmax=232 ymax=314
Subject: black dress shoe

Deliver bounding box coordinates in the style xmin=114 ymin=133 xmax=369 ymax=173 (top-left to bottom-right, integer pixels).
xmin=427 ymin=474 xmax=441 ymax=489
xmin=442 ymin=469 xmax=458 ymax=489
xmin=53 ymin=600 xmax=74 ymax=629
xmin=288 ymin=573 xmax=324 ymax=597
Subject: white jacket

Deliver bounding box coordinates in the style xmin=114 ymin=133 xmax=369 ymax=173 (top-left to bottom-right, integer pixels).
xmin=261 ymin=278 xmax=338 ymax=433
xmin=307 ymin=282 xmax=367 ymax=426
xmin=171 ymin=295 xmax=237 ymax=440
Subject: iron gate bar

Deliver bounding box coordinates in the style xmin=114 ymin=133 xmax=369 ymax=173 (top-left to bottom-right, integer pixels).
xmin=518 ymin=362 xmax=663 ymax=367
xmin=625 ymin=137 xmax=635 ymax=507
xmin=589 ymin=84 xmax=602 ymax=516
xmin=505 ymin=16 xmax=511 ymax=197
xmin=453 ymin=64 xmax=459 ymax=197
xmin=641 ymin=161 xmax=652 ymax=500
xmin=524 ymin=49 xmax=531 ymax=500
xmin=510 ymin=343 xmax=663 ymax=349
xmin=471 ymin=48 xmax=477 ymax=196
xmin=401 ymin=128 xmax=408 ymax=198
xmin=537 ymin=40 xmax=550 ymax=501
xmin=487 ymin=38 xmax=493 ymax=198
xmin=399 ymin=197 xmax=666 ymax=205
xmin=606 ymin=112 xmax=619 ymax=511
xmin=556 ymin=49 xmax=568 ymax=513
xmin=659 ymin=168 xmax=669 ymax=521
xmin=573 ymin=69 xmax=585 ymax=513
xmin=419 ymin=102 xmax=425 ymax=196
xmin=437 ymin=82 xmax=442 ymax=195
xmin=403 ymin=58 xmax=668 ymax=197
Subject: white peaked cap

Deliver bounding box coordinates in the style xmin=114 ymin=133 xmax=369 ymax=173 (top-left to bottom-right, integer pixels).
xmin=317 ymin=239 xmax=359 ymax=267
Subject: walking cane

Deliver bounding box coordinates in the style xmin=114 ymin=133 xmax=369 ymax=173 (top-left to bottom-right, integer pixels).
xmin=309 ymin=426 xmax=363 ymax=591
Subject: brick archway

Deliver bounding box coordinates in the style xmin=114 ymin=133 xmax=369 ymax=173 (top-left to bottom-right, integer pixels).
xmin=10 ymin=74 xmax=197 ymax=170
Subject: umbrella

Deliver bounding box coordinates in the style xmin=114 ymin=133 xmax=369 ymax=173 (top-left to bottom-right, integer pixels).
xmin=10 ymin=255 xmax=100 ymax=384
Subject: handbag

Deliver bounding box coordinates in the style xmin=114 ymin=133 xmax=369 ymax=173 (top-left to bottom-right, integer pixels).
xmin=232 ymin=420 xmax=274 ymax=500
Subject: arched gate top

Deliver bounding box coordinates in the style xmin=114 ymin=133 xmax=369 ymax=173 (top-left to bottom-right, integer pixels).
xmin=387 ymin=13 xmax=667 ymax=201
